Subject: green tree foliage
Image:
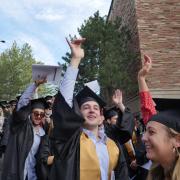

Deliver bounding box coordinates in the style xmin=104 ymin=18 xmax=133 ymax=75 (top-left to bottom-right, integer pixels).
xmin=0 ymin=42 xmax=41 ymax=100
xmin=38 ymin=83 xmax=58 ymax=97
xmin=62 ymin=11 xmax=138 ymax=103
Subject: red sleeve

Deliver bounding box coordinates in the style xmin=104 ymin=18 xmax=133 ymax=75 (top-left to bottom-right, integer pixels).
xmin=139 ymin=91 xmax=157 ymax=125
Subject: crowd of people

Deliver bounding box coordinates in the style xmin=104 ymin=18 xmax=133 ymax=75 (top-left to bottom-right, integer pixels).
xmin=0 ymin=38 xmax=179 ymax=180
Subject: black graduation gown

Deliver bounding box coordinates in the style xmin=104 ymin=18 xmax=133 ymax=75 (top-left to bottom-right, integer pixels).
xmin=36 ymin=134 xmax=54 ymax=180
xmin=49 ymin=92 xmax=83 ymax=180
xmin=0 ymin=116 xmax=10 ymax=148
xmin=104 ymin=107 xmax=135 ymax=145
xmin=49 ymin=92 xmax=134 ymax=180
xmin=104 ymin=108 xmax=134 ymax=180
xmin=0 ymin=116 xmax=9 ymax=155
xmin=2 ymin=105 xmax=34 ymax=180
xmin=114 ymin=145 xmax=129 ymax=180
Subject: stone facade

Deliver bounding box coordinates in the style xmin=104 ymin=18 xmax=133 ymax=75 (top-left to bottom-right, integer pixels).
xmin=108 ymin=0 xmax=180 ymax=113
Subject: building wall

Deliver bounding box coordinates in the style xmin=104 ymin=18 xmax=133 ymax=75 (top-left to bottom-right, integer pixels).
xmin=135 ymin=0 xmax=180 ymax=96
xmin=108 ymin=0 xmax=180 ymax=101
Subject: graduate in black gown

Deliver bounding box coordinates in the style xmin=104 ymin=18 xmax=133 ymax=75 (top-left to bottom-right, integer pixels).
xmin=49 ymin=38 xmax=134 ymax=180
xmin=2 ymin=79 xmax=47 ymax=180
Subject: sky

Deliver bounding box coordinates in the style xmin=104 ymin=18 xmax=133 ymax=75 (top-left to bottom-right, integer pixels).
xmin=0 ymin=0 xmax=112 ymax=65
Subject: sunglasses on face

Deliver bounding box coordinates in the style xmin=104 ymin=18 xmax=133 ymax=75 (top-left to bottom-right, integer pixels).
xmin=32 ymin=111 xmax=45 ymax=119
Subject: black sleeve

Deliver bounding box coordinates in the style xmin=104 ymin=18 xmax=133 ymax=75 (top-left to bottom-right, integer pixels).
xmin=36 ymin=135 xmax=52 ymax=180
xmin=0 ymin=117 xmax=11 ymax=147
xmin=37 ymin=135 xmax=52 ymax=163
xmin=115 ymin=145 xmax=129 ymax=180
xmin=134 ymin=143 xmax=148 ymax=166
xmin=10 ymin=104 xmax=31 ymax=133
xmin=52 ymin=92 xmax=84 ymax=142
xmin=105 ymin=107 xmax=135 ymax=144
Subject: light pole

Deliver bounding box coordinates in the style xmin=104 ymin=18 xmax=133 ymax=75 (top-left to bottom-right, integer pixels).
xmin=0 ymin=40 xmax=5 ymax=43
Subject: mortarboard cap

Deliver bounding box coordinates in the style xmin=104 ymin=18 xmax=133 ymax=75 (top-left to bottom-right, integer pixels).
xmin=104 ymin=106 xmax=118 ymax=120
xmin=85 ymin=80 xmax=100 ymax=95
xmin=9 ymin=99 xmax=17 ymax=106
xmin=153 ymin=98 xmax=180 ymax=111
xmin=0 ymin=101 xmax=5 ymax=108
xmin=76 ymin=86 xmax=106 ymax=108
xmin=16 ymin=95 xmax=21 ymax=101
xmin=0 ymin=101 xmax=9 ymax=108
xmin=45 ymin=95 xmax=53 ymax=101
xmin=150 ymin=109 xmax=180 ymax=133
xmin=31 ymin=98 xmax=48 ymax=110
xmin=149 ymin=98 xmax=180 ymax=132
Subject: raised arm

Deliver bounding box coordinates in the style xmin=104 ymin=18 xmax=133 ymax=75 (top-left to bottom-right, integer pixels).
xmin=52 ymin=38 xmax=85 ymax=141
xmin=59 ymin=38 xmax=85 ymax=107
xmin=138 ymin=55 xmax=157 ymax=125
xmin=17 ymin=79 xmax=47 ymax=111
xmin=138 ymin=55 xmax=152 ymax=92
xmin=112 ymin=89 xmax=125 ymax=112
xmin=106 ymin=89 xmax=135 ymax=144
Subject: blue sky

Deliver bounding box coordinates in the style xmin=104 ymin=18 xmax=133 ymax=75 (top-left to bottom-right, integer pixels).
xmin=0 ymin=0 xmax=112 ymax=65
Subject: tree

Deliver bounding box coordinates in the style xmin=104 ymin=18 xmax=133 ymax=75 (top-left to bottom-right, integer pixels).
xmin=0 ymin=42 xmax=41 ymax=100
xmin=61 ymin=11 xmax=138 ymax=103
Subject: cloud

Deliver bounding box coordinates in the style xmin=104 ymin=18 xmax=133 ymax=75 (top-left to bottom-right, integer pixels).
xmin=16 ymin=33 xmax=57 ymax=65
xmin=35 ymin=8 xmax=65 ymax=21
xmin=0 ymin=0 xmax=111 ymax=22
xmin=0 ymin=0 xmax=112 ymax=65
xmin=0 ymin=0 xmax=32 ymax=23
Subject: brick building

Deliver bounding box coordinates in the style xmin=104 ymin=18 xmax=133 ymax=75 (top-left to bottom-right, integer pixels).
xmin=108 ymin=0 xmax=180 ymax=115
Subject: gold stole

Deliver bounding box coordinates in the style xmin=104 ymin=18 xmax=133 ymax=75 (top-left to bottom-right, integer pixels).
xmin=132 ymin=131 xmax=137 ymax=145
xmin=80 ymin=132 xmax=120 ymax=180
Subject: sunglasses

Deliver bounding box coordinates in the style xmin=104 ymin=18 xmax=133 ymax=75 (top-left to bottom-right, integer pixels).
xmin=32 ymin=111 xmax=45 ymax=119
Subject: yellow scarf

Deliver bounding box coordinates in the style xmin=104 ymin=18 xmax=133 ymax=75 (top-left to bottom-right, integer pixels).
xmin=80 ymin=132 xmax=120 ymax=180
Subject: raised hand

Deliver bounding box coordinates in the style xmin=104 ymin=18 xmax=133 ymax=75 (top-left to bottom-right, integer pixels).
xmin=112 ymin=89 xmax=125 ymax=112
xmin=66 ymin=37 xmax=85 ymax=68
xmin=35 ymin=77 xmax=47 ymax=86
xmin=138 ymin=54 xmax=152 ymax=78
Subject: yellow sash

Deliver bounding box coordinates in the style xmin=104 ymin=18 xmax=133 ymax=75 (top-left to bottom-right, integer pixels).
xmin=80 ymin=132 xmax=120 ymax=180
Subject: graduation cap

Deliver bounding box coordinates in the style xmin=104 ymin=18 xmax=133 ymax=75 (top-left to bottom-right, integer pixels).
xmin=104 ymin=106 xmax=118 ymax=120
xmin=150 ymin=109 xmax=180 ymax=132
xmin=150 ymin=98 xmax=180 ymax=132
xmin=76 ymin=86 xmax=106 ymax=108
xmin=9 ymin=99 xmax=17 ymax=106
xmin=16 ymin=95 xmax=21 ymax=101
xmin=31 ymin=98 xmax=48 ymax=110
xmin=153 ymin=98 xmax=180 ymax=111
xmin=0 ymin=101 xmax=6 ymax=108
xmin=45 ymin=95 xmax=53 ymax=101
xmin=0 ymin=101 xmax=9 ymax=108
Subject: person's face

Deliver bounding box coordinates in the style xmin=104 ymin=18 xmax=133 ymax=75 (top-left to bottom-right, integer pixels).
xmin=80 ymin=101 xmax=101 ymax=128
xmin=110 ymin=115 xmax=118 ymax=125
xmin=45 ymin=108 xmax=52 ymax=116
xmin=11 ymin=103 xmax=16 ymax=111
xmin=31 ymin=108 xmax=45 ymax=126
xmin=142 ymin=121 xmax=177 ymax=164
xmin=4 ymin=107 xmax=9 ymax=112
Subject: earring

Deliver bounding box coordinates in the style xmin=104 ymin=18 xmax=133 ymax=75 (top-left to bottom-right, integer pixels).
xmin=173 ymin=147 xmax=176 ymax=153
xmin=176 ymin=147 xmax=180 ymax=156
xmin=173 ymin=147 xmax=179 ymax=156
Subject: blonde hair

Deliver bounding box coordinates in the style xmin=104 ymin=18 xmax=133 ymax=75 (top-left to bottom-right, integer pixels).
xmin=147 ymin=128 xmax=180 ymax=180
